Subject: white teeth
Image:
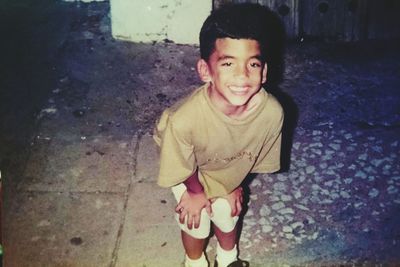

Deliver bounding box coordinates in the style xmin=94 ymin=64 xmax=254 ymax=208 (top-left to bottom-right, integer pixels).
xmin=230 ymin=86 xmax=247 ymax=90
xmin=229 ymin=86 xmax=248 ymax=93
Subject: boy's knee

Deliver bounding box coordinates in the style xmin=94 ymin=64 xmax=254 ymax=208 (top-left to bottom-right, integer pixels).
xmin=211 ymin=198 xmax=239 ymax=233
xmin=212 ymin=198 xmax=232 ymax=216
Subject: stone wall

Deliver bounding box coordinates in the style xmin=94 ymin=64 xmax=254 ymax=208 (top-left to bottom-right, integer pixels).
xmin=110 ymin=0 xmax=212 ymax=44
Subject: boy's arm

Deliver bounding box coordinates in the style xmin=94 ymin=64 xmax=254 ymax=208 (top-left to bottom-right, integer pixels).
xmin=175 ymin=170 xmax=212 ymax=229
xmin=221 ymin=186 xmax=244 ymax=217
xmin=183 ymin=169 xmax=203 ymax=193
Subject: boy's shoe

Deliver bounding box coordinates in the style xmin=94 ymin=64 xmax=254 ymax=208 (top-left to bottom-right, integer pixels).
xmin=214 ymin=259 xmax=249 ymax=267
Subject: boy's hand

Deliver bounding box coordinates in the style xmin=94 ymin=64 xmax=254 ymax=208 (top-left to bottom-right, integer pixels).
xmin=175 ymin=190 xmax=212 ymax=230
xmin=222 ymin=186 xmax=244 ymax=217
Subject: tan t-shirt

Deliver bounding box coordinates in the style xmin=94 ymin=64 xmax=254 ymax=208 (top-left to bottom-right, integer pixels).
xmin=153 ymin=83 xmax=283 ymax=198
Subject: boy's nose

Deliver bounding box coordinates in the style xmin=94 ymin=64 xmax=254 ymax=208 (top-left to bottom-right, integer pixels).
xmin=234 ymin=64 xmax=249 ymax=78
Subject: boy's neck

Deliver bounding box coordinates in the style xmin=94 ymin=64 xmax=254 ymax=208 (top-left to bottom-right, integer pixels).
xmin=207 ymin=84 xmax=262 ymax=119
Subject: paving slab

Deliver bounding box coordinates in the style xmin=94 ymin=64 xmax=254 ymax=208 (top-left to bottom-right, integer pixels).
xmin=134 ymin=133 xmax=159 ymax=183
xmin=4 ymin=191 xmax=125 ymax=267
xmin=19 ymin=135 xmax=137 ymax=193
xmin=116 ymin=182 xmax=183 ymax=267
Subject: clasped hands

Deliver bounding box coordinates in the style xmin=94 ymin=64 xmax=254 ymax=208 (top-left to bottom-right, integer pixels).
xmin=175 ymin=186 xmax=244 ymax=229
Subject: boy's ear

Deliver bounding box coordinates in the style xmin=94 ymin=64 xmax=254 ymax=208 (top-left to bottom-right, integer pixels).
xmin=197 ymin=59 xmax=212 ymax=82
xmin=262 ymin=63 xmax=268 ymax=84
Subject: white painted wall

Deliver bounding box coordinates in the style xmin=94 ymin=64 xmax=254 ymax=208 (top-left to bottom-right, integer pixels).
xmin=110 ymin=0 xmax=212 ymax=44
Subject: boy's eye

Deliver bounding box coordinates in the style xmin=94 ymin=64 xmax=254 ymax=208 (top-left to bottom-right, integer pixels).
xmin=250 ymin=62 xmax=261 ymax=68
xmin=221 ymin=62 xmax=232 ymax=67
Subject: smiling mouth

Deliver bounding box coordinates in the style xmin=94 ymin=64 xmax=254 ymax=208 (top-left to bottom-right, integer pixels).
xmin=228 ymin=86 xmax=250 ymax=95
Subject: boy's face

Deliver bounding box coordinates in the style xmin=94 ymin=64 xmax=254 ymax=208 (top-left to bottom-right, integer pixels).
xmin=197 ymin=38 xmax=267 ymax=108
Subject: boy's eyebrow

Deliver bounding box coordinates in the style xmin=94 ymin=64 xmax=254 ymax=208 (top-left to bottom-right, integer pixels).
xmin=217 ymin=54 xmax=262 ymax=61
xmin=217 ymin=55 xmax=235 ymax=61
xmin=252 ymin=55 xmax=263 ymax=61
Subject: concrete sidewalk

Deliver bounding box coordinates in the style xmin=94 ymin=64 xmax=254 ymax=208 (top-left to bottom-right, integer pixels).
xmin=4 ymin=131 xmax=186 ymax=266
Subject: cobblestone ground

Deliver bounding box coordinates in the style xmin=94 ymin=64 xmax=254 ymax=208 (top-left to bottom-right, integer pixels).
xmin=3 ymin=2 xmax=399 ymax=266
xmin=241 ymin=127 xmax=399 ymax=265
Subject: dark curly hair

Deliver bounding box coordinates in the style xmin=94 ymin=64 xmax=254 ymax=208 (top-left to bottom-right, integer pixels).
xmin=200 ymin=3 xmax=281 ymax=63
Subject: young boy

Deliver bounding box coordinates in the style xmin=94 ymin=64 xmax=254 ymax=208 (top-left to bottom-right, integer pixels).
xmin=154 ymin=3 xmax=284 ymax=267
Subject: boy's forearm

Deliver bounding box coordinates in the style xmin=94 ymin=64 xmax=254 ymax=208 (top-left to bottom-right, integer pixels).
xmin=183 ymin=169 xmax=204 ymax=194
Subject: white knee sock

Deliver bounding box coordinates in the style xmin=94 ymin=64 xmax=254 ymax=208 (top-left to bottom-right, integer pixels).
xmin=216 ymin=243 xmax=237 ymax=267
xmin=185 ymin=252 xmax=208 ymax=267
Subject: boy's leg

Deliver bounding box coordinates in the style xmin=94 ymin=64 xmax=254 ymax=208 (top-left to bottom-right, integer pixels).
xmin=213 ymin=223 xmax=238 ymax=250
xmin=181 ymin=221 xmax=209 ymax=267
xmin=181 ymin=230 xmax=207 ymax=259
xmin=172 ymin=184 xmax=210 ymax=267
xmin=210 ymin=198 xmax=241 ymax=267
xmin=213 ymin=224 xmax=238 ymax=267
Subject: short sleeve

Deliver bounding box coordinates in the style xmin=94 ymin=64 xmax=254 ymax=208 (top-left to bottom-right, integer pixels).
xmin=251 ymin=131 xmax=282 ymax=173
xmin=251 ymin=112 xmax=284 ymax=174
xmin=154 ymin=112 xmax=196 ymax=188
